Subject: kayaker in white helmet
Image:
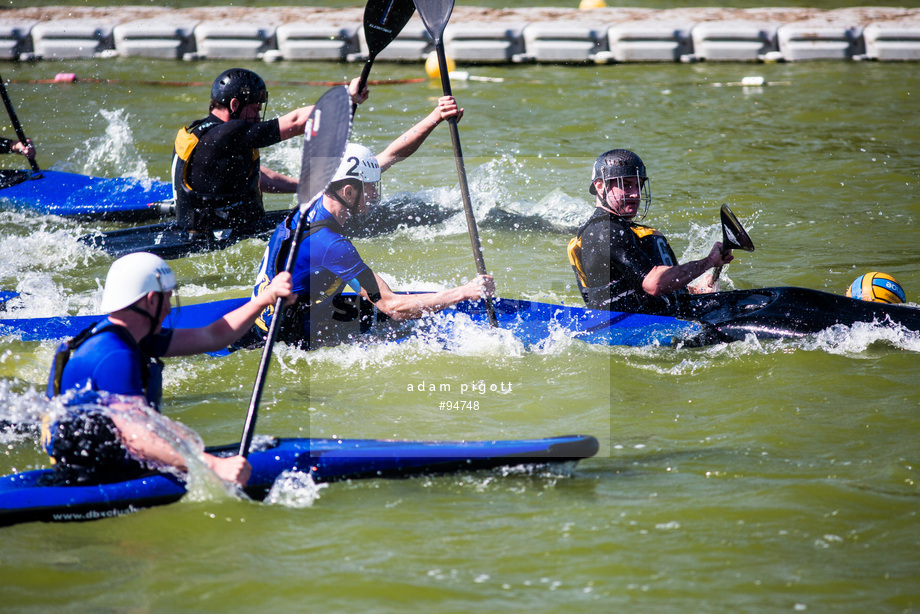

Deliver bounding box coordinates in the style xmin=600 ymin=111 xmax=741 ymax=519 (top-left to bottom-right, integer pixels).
xmin=44 ymin=252 xmax=295 ymax=487
xmin=248 ymin=132 xmax=495 ymax=350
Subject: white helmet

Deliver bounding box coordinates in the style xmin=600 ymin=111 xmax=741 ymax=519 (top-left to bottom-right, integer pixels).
xmin=328 ymin=143 xmax=381 ymax=207
xmin=99 ymin=252 xmax=177 ymax=313
xmin=331 ymin=143 xmax=381 ymax=184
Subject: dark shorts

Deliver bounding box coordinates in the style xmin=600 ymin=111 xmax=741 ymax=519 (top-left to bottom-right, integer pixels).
xmin=45 ymin=411 xmax=150 ymax=486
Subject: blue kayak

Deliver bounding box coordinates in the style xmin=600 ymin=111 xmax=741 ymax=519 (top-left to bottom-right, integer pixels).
xmin=0 ymin=169 xmax=172 ymax=221
xmin=0 ymin=434 xmax=599 ymax=526
xmin=0 ymin=295 xmax=699 ymax=349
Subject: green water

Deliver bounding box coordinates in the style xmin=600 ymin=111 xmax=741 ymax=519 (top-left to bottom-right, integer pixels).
xmin=1 ymin=56 xmax=919 ymax=612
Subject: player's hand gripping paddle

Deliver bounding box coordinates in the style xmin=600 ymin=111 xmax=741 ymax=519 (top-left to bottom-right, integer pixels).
xmin=354 ymin=0 xmax=417 ymax=110
xmin=0 ymin=74 xmax=40 ymax=175
xmin=712 ymin=203 xmax=755 ymax=282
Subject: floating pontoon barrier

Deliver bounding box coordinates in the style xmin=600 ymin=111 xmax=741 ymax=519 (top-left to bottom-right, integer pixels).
xmin=863 ymin=22 xmax=920 ymax=61
xmin=776 ymin=21 xmax=864 ymax=61
xmin=277 ymin=23 xmax=359 ymax=61
xmin=607 ymin=19 xmax=695 ymax=63
xmin=0 ymin=20 xmax=36 ymax=60
xmin=30 ymin=20 xmax=115 ymax=60
xmin=113 ymin=19 xmax=199 ymax=60
xmin=2 ymin=8 xmax=919 ymax=64
xmin=520 ymin=22 xmax=606 ymax=63
xmin=192 ymin=21 xmax=276 ymax=60
xmin=443 ymin=22 xmax=526 ymax=63
xmin=689 ymin=20 xmax=780 ymax=62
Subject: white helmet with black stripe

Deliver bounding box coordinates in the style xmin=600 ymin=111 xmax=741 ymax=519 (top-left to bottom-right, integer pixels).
xmin=99 ymin=252 xmax=177 ymax=313
xmin=327 ymin=143 xmax=381 ymax=208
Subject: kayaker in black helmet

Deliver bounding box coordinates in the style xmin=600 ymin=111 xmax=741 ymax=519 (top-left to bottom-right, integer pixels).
xmin=171 ymin=68 xmax=368 ymax=234
xmin=567 ymin=149 xmax=733 ymax=314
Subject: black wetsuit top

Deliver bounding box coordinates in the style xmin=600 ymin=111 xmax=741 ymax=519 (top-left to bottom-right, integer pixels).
xmin=0 ymin=138 xmax=17 ymax=154
xmin=571 ymin=208 xmax=685 ymax=315
xmin=173 ymin=115 xmax=282 ymax=231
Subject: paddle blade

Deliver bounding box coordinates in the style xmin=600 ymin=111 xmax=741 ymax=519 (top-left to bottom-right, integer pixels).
xmin=413 ymin=0 xmax=455 ymax=42
xmin=720 ymin=203 xmax=755 ymax=253
xmin=364 ymin=0 xmax=417 ymax=59
xmin=297 ymin=86 xmax=353 ymax=209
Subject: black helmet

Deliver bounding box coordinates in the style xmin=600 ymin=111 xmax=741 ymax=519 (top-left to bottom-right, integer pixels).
xmin=589 ymin=149 xmax=647 ymax=195
xmin=211 ymin=68 xmax=268 ymax=108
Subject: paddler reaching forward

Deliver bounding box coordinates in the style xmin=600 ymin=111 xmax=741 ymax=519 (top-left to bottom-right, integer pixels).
xmin=171 ymin=67 xmax=368 ymax=235
xmin=43 ymin=253 xmax=295 ymax=487
xmin=567 ymin=149 xmax=733 ymax=314
xmin=246 ymin=139 xmax=495 ymax=350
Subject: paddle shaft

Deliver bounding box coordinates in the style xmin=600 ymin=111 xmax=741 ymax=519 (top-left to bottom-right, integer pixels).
xmin=240 ymin=85 xmax=352 ymax=458
xmin=352 ymin=61 xmax=376 ymax=118
xmin=239 ymin=211 xmax=309 ymax=458
xmin=433 ymin=44 xmax=497 ymax=327
xmin=0 ymin=76 xmax=40 ymax=173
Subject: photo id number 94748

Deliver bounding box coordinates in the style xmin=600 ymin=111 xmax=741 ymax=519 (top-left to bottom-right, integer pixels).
xmin=439 ymin=401 xmax=479 ymax=411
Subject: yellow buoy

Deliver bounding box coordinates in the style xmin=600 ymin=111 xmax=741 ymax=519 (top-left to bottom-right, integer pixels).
xmin=579 ymin=0 xmax=607 ymax=8
xmin=425 ymin=51 xmax=456 ymax=79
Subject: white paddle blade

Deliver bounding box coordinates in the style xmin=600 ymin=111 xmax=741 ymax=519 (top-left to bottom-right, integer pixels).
xmin=297 ymin=85 xmax=353 ymax=212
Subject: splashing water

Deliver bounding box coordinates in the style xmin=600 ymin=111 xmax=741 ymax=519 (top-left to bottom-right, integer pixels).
xmin=0 ymin=386 xmax=241 ymax=501
xmin=66 ymin=109 xmax=150 ymax=180
xmin=0 ymin=211 xmax=104 ymax=317
xmin=0 ymin=381 xmax=47 ymax=445
xmin=798 ymin=321 xmax=920 ymax=355
xmin=388 ymin=154 xmax=589 ymax=241
xmin=264 ymin=470 xmax=327 ymax=508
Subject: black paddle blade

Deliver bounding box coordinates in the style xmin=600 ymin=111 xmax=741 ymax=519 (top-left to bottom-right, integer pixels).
xmin=297 ymin=86 xmax=353 ymax=209
xmin=365 ymin=0 xmax=417 ymax=59
xmin=413 ymin=0 xmax=455 ymax=43
xmin=720 ymin=203 xmax=755 ymax=253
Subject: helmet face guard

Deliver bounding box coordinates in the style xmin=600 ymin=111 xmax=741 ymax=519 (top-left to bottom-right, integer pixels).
xmin=589 ymin=149 xmax=652 ymax=220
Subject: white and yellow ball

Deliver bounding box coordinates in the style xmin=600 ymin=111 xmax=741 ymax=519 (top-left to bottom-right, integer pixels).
xmin=846 ymin=272 xmax=906 ymax=304
xmin=425 ymin=51 xmax=455 ymax=79
xmin=579 ymin=0 xmax=607 ymax=8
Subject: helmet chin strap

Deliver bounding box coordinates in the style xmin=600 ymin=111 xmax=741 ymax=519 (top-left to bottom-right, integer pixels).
xmin=126 ymin=292 xmax=165 ymax=341
xmin=328 ymin=183 xmax=363 ymax=216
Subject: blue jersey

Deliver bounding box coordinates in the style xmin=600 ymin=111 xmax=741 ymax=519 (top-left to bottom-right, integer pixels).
xmin=252 ymin=198 xmax=376 ymax=347
xmin=47 ymin=320 xmax=173 ymax=410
